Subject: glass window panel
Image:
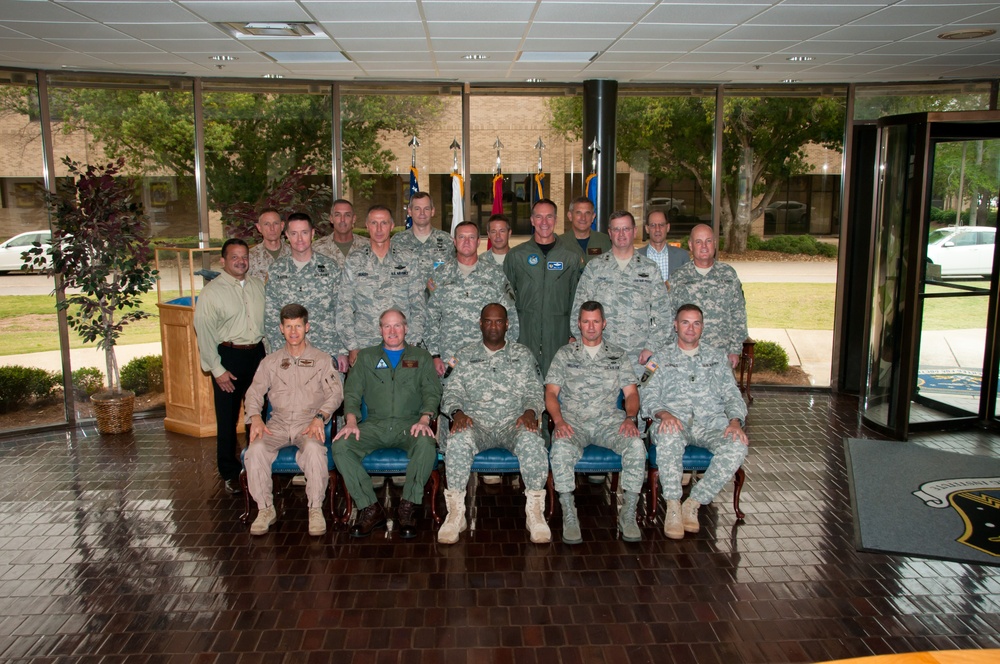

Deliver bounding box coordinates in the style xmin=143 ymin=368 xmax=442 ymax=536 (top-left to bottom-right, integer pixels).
xmin=337 ymin=84 xmax=457 ymax=232
xmin=854 ymin=82 xmax=992 ymax=122
xmin=0 ymin=70 xmax=67 ymax=432
xmin=46 ymin=73 xmax=196 ymax=420
xmin=720 ymin=87 xmax=846 ymax=389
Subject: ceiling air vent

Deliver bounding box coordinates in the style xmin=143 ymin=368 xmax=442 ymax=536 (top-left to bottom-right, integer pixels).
xmin=219 ymin=22 xmax=321 ymax=38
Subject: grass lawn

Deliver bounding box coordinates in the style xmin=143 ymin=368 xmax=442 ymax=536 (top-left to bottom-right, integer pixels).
xmin=744 ymin=283 xmax=836 ymax=330
xmin=0 ymin=291 xmax=178 ymax=356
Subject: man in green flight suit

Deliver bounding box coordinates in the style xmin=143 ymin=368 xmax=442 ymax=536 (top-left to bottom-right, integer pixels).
xmin=333 ymin=308 xmax=442 ymax=539
xmin=504 ymin=198 xmax=582 ymax=376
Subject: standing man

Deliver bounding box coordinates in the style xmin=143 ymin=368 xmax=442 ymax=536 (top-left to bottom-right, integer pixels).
xmin=333 ymin=309 xmax=442 ymax=539
xmin=571 ymin=210 xmax=673 ymax=377
xmin=504 ymin=198 xmax=581 ymax=376
xmin=639 ymin=209 xmax=690 ymax=289
xmin=426 ymin=221 xmax=519 ymax=377
xmin=392 ymin=191 xmax=455 ymax=282
xmin=545 ymin=301 xmax=646 ymax=544
xmin=438 ymin=304 xmax=550 ymax=544
xmin=669 ymin=224 xmax=749 ymax=368
xmin=640 ymin=304 xmax=748 ymax=539
xmin=193 ymin=238 xmax=266 ymax=495
xmin=336 ymin=205 xmax=430 ymax=365
xmin=313 ymin=199 xmax=369 ymax=269
xmin=486 ymin=214 xmax=512 ymax=266
xmin=247 ymin=208 xmax=289 ymax=282
xmin=264 ymin=212 xmax=348 ymax=372
xmin=556 ymin=196 xmax=612 ymax=266
xmin=243 ymin=304 xmax=343 ymax=536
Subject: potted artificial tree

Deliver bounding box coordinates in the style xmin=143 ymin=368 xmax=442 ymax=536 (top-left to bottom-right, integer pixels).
xmin=30 ymin=157 xmax=158 ymax=434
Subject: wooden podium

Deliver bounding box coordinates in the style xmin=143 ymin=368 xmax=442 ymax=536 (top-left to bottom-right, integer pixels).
xmin=155 ymin=248 xmax=243 ymax=438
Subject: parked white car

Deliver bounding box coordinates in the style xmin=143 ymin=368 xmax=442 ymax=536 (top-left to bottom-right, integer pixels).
xmin=0 ymin=230 xmax=52 ymax=274
xmin=926 ymin=226 xmax=996 ymax=278
xmin=646 ymin=197 xmax=685 ymax=219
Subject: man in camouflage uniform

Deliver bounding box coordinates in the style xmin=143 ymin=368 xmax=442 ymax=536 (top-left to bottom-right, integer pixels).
xmin=437 ymin=303 xmax=550 ymax=544
xmin=640 ymin=304 xmax=748 ymax=540
xmin=244 ymin=304 xmax=343 ymax=537
xmin=668 ymin=224 xmax=748 ymax=369
xmin=546 ymin=301 xmax=646 ymax=544
xmin=504 ymin=199 xmax=581 ymax=376
xmin=391 ymin=191 xmax=455 ymax=285
xmin=247 ymin=208 xmax=290 ymax=282
xmin=336 ymin=205 xmax=430 ymax=365
xmin=571 ymin=210 xmax=672 ymax=378
xmin=427 ymin=221 xmax=519 ymax=377
xmin=264 ymin=212 xmax=348 ymax=372
xmin=312 ymin=199 xmax=369 ymax=269
xmin=556 ymin=196 xmax=612 ymax=266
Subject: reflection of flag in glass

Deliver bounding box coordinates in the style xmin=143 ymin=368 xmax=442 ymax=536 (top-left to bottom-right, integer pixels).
xmin=585 ymin=171 xmax=598 ymax=230
xmin=404 ymin=165 xmax=419 ymax=228
xmin=530 ymin=172 xmax=546 ymax=204
xmin=450 ymin=172 xmax=464 ymax=236
xmin=491 ymin=173 xmax=504 ymax=215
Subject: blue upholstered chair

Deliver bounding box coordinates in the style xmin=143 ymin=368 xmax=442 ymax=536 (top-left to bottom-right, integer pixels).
xmin=238 ymin=409 xmax=337 ymax=525
xmin=333 ymin=399 xmax=442 ymax=525
xmin=461 ymin=447 xmax=555 ymax=533
xmin=645 ymin=442 xmax=746 ymax=521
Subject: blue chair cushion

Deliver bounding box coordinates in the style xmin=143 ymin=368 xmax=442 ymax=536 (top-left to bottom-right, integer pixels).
xmin=648 ymin=444 xmax=713 ymax=472
xmin=469 ymin=448 xmax=521 ymax=474
xmin=574 ymin=445 xmax=626 ymax=473
xmin=362 ymin=447 xmax=440 ymax=474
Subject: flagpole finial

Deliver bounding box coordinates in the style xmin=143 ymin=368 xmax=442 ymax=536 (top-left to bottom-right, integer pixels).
xmin=449 ymin=137 xmax=461 ymax=173
xmin=449 ymin=138 xmax=461 ymax=151
xmin=535 ymin=137 xmax=546 ymax=174
xmin=494 ymin=136 xmax=504 ymax=174
xmin=409 ymin=135 xmax=420 ymax=168
xmin=588 ymin=138 xmax=601 ymax=174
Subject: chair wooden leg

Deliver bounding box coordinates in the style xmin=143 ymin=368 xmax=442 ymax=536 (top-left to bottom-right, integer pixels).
xmin=239 ymin=469 xmax=251 ymax=523
xmin=338 ymin=474 xmax=354 ymax=525
xmin=647 ymin=468 xmax=659 ymax=523
xmin=732 ymin=466 xmax=746 ymax=520
xmin=428 ymin=470 xmax=442 ymax=524
xmin=546 ymin=472 xmax=555 ymax=520
xmin=327 ymin=470 xmax=337 ymax=524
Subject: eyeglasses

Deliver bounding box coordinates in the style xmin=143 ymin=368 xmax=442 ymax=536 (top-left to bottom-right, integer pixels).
xmin=609 ymin=227 xmax=634 ymax=234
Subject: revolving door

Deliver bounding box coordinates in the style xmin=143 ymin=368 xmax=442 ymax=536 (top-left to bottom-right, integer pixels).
xmin=862 ymin=112 xmax=1000 ymax=439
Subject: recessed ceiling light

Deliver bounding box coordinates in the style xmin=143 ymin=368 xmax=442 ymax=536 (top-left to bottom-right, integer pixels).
xmin=463 ymin=54 xmax=489 ymax=60
xmin=262 ymin=74 xmax=284 ymax=79
xmin=219 ymin=22 xmax=321 ymax=38
xmin=526 ymin=78 xmax=545 ymax=83
xmin=782 ymin=79 xmax=800 ymax=83
xmin=786 ymin=56 xmax=814 ymax=62
xmin=210 ymin=55 xmax=237 ymax=61
xmin=938 ymin=28 xmax=996 ymax=40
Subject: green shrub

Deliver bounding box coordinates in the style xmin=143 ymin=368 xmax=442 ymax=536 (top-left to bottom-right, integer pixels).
xmin=758 ymin=234 xmax=837 ymax=258
xmin=120 ymin=355 xmax=164 ymax=395
xmin=72 ymin=367 xmax=105 ymax=399
xmin=0 ymin=365 xmax=60 ymax=413
xmin=753 ymin=341 xmax=790 ymax=373
xmin=745 ymin=234 xmax=764 ymax=251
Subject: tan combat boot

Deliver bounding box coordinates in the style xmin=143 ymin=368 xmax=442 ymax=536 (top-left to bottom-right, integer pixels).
xmin=681 ymin=497 xmax=701 ymax=533
xmin=437 ymin=488 xmax=467 ymax=544
xmin=663 ymin=499 xmax=684 ymax=540
xmin=524 ymin=489 xmax=551 ymax=544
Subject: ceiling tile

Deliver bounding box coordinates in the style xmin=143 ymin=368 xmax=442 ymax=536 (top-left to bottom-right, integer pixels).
xmin=644 ymin=3 xmax=768 ymax=25
xmin=178 ymin=1 xmax=313 ymax=23
xmin=108 ymin=23 xmax=227 ymax=40
xmin=422 ymin=1 xmax=536 ymax=22
xmin=427 ymin=22 xmax=527 ymax=39
xmin=57 ymin=1 xmax=202 ymax=23
xmin=3 ymin=22 xmax=131 ymax=40
xmin=303 ymin=1 xmax=423 ymax=22
xmin=320 ymin=21 xmax=425 ymax=39
xmin=527 ymin=23 xmax=630 ymax=39
xmin=336 ymin=38 xmax=428 ymax=52
xmin=533 ymin=3 xmax=652 ymax=23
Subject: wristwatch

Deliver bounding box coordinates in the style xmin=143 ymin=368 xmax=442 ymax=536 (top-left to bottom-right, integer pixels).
xmin=314 ymin=412 xmax=325 ymax=421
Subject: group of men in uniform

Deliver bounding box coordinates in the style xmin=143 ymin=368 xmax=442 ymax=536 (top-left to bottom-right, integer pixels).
xmin=193 ymin=191 xmax=751 ymax=545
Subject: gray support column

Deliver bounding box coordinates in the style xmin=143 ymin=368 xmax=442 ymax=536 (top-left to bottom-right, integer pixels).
xmin=582 ymin=79 xmax=617 ymax=232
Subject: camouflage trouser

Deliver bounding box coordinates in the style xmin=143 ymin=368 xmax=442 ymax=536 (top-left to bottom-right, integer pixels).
xmin=445 ymin=421 xmax=549 ymax=491
xmin=651 ymin=423 xmax=748 ymax=503
xmin=550 ymin=414 xmax=646 ymax=493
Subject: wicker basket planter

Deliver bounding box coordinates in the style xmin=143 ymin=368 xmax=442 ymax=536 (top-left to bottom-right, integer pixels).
xmin=91 ymin=390 xmax=136 ymax=434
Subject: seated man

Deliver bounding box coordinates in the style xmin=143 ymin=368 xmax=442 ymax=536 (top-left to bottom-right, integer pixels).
xmin=244 ymin=304 xmax=344 ymax=537
xmin=333 ymin=308 xmax=442 ymax=539
xmin=640 ymin=304 xmax=749 ymax=540
xmin=546 ymin=301 xmax=646 ymax=544
xmin=438 ymin=303 xmax=550 ymax=545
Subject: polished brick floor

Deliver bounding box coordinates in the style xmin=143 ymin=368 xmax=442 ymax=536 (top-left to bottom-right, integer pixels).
xmin=1 ymin=390 xmax=999 ymax=663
